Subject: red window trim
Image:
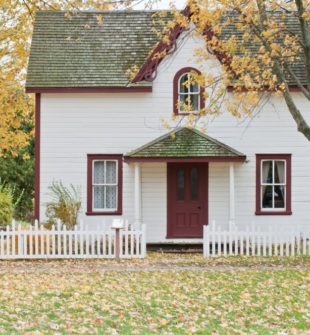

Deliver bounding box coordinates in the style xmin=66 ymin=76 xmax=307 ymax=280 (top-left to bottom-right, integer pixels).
xmin=256 ymin=154 xmax=292 ymax=216
xmin=34 ymin=93 xmax=41 ymax=220
xmin=86 ymin=154 xmax=123 ymax=216
xmin=173 ymin=67 xmax=205 ymax=115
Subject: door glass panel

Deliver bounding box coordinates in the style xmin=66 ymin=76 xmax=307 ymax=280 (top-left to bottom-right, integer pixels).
xmin=190 ymin=167 xmax=198 ymax=200
xmin=177 ymin=168 xmax=185 ymax=201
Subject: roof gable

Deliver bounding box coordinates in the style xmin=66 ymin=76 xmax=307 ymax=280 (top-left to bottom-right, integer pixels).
xmin=124 ymin=127 xmax=246 ymax=159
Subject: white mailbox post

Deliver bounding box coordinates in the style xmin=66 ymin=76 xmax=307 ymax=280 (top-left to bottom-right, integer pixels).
xmin=112 ymin=219 xmax=124 ymax=260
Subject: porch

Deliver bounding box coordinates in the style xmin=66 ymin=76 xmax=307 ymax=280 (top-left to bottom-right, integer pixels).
xmin=124 ymin=127 xmax=246 ymax=243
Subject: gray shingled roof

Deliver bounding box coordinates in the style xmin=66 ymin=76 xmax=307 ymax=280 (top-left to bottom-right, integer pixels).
xmin=221 ymin=12 xmax=306 ymax=86
xmin=26 ymin=10 xmax=306 ymax=88
xmin=26 ymin=10 xmax=172 ymax=88
xmin=124 ymin=128 xmax=246 ymax=158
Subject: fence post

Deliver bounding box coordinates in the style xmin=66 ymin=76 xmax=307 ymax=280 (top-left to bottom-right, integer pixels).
xmin=17 ymin=224 xmax=22 ymax=257
xmin=12 ymin=220 xmax=16 ymax=257
xmin=141 ymin=224 xmax=147 ymax=258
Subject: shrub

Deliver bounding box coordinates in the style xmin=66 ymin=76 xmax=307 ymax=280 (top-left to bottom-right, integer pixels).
xmin=0 ymin=191 xmax=14 ymax=226
xmin=46 ymin=181 xmax=81 ymax=229
xmin=0 ymin=179 xmax=24 ymax=212
xmin=0 ymin=155 xmax=34 ymax=221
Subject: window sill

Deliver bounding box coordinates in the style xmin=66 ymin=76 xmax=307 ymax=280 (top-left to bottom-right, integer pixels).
xmin=255 ymin=211 xmax=292 ymax=216
xmin=174 ymin=111 xmax=200 ymax=116
xmin=86 ymin=211 xmax=122 ymax=216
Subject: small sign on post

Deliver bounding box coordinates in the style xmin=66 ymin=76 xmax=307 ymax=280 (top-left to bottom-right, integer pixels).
xmin=112 ymin=219 xmax=124 ymax=260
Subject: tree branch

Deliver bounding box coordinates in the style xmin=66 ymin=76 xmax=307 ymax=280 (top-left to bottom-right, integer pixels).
xmin=282 ymin=62 xmax=310 ymax=99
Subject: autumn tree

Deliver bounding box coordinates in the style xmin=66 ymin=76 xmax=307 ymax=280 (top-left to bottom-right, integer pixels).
xmin=163 ymin=0 xmax=310 ymax=140
xmin=0 ymin=0 xmax=147 ymax=157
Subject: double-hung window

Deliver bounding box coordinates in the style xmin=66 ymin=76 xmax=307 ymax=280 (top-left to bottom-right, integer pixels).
xmin=256 ymin=154 xmax=292 ymax=215
xmin=178 ymin=72 xmax=200 ymax=113
xmin=87 ymin=154 xmax=122 ymax=215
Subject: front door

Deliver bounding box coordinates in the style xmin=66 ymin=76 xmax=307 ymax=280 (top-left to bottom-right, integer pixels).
xmin=167 ymin=163 xmax=208 ymax=238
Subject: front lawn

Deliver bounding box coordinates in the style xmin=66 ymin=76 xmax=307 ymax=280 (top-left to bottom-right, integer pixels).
xmin=0 ymin=254 xmax=309 ymax=334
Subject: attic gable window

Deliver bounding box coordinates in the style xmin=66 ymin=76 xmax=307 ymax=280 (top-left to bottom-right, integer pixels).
xmin=173 ymin=67 xmax=205 ymax=115
xmin=87 ymin=154 xmax=123 ymax=215
xmin=256 ymin=154 xmax=292 ymax=216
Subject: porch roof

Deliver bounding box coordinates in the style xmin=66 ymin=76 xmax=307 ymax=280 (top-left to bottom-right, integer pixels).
xmin=124 ymin=128 xmax=246 ymax=162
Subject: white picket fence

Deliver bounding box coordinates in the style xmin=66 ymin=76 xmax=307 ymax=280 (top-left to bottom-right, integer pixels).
xmin=0 ymin=220 xmax=146 ymax=259
xmin=204 ymin=221 xmax=310 ymax=257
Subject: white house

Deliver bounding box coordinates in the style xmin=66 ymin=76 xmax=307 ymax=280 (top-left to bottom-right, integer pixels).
xmin=26 ymin=10 xmax=310 ymax=244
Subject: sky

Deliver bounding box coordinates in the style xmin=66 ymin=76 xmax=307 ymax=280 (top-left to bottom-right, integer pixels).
xmin=133 ymin=0 xmax=186 ymax=10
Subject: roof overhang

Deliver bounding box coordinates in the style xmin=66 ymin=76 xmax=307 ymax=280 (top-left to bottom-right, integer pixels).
xmin=25 ymin=86 xmax=152 ymax=94
xmin=124 ymin=156 xmax=246 ymax=163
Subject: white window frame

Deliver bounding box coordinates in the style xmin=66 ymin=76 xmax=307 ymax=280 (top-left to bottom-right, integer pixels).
xmin=92 ymin=159 xmax=118 ymax=212
xmin=260 ymin=159 xmax=287 ymax=211
xmin=178 ymin=72 xmax=200 ymax=113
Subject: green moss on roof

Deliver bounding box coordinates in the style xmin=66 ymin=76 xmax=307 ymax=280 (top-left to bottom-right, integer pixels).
xmin=26 ymin=10 xmax=172 ymax=88
xmin=125 ymin=128 xmax=245 ymax=158
xmin=26 ymin=10 xmax=306 ymax=88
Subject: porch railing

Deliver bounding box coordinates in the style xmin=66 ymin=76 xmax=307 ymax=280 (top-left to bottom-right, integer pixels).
xmin=0 ymin=220 xmax=146 ymax=260
xmin=203 ymin=221 xmax=310 ymax=257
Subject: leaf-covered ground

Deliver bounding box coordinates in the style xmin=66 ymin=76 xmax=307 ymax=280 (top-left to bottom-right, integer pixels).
xmin=0 ymin=253 xmax=309 ymax=334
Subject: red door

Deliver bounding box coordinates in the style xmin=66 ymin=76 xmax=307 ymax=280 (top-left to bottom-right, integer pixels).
xmin=167 ymin=163 xmax=208 ymax=238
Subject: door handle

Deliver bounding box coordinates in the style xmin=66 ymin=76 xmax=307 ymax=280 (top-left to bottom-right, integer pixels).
xmin=197 ymin=206 xmax=201 ymax=210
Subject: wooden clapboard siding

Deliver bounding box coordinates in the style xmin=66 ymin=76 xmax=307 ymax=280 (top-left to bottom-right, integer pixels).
xmin=39 ymin=31 xmax=310 ymax=243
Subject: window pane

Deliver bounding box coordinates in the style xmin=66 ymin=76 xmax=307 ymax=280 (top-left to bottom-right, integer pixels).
xmin=179 ymin=74 xmax=189 ymax=93
xmin=93 ymin=185 xmax=105 ymax=209
xmin=179 ymin=94 xmax=187 ymax=111
xmin=106 ymin=186 xmax=117 ymax=209
xmin=189 ymin=78 xmax=199 ymax=93
xmin=274 ymin=186 xmax=285 ymax=208
xmin=262 ymin=161 xmax=273 ymax=184
xmin=177 ymin=168 xmax=185 ymax=201
xmin=191 ymin=167 xmax=198 ymax=200
xmin=189 ymin=94 xmax=199 ymax=111
xmin=274 ymin=161 xmax=285 ymax=184
xmin=262 ymin=185 xmax=273 ymax=208
xmin=94 ymin=161 xmax=105 ymax=184
xmin=106 ymin=161 xmax=117 ymax=184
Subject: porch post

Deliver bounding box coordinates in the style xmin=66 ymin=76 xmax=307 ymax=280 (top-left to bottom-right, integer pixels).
xmin=229 ymin=163 xmax=235 ymax=226
xmin=134 ymin=162 xmax=142 ymax=228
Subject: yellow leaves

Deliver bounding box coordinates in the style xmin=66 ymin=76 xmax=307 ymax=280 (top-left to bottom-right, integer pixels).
xmin=0 ymin=256 xmax=309 ymax=334
xmin=96 ymin=15 xmax=104 ymax=26
xmin=125 ymin=64 xmax=139 ymax=81
xmin=302 ymin=11 xmax=310 ymax=21
xmin=0 ymin=0 xmax=112 ymax=158
xmin=0 ymin=78 xmax=34 ymax=157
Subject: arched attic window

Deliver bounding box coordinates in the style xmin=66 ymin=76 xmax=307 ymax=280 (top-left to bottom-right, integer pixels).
xmin=173 ymin=67 xmax=205 ymax=115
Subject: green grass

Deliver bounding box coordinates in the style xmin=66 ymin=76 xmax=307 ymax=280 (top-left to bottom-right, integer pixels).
xmin=0 ymin=255 xmax=309 ymax=334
